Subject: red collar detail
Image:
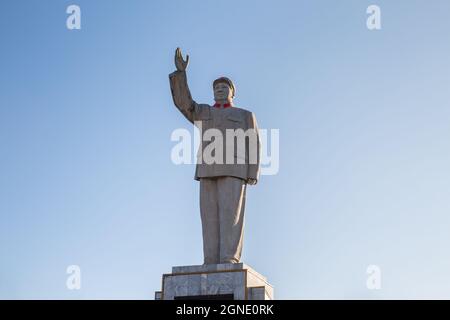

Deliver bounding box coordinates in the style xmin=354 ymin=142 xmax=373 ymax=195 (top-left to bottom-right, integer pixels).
xmin=213 ymin=102 xmax=233 ymax=109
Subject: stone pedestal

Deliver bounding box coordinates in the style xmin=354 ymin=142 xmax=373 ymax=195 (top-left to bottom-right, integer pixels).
xmin=155 ymin=263 xmax=273 ymax=300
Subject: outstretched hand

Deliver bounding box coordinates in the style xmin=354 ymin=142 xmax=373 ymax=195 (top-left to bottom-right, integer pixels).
xmin=174 ymin=47 xmax=189 ymax=71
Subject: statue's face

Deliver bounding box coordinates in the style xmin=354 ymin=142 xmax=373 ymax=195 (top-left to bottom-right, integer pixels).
xmin=214 ymin=82 xmax=233 ymax=102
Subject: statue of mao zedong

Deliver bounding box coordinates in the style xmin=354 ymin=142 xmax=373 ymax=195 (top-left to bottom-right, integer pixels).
xmin=169 ymin=48 xmax=261 ymax=264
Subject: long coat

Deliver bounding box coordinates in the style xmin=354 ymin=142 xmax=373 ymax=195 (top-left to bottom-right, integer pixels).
xmin=169 ymin=70 xmax=261 ymax=183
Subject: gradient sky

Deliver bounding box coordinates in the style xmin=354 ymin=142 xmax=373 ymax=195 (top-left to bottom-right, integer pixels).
xmin=1 ymin=0 xmax=450 ymax=299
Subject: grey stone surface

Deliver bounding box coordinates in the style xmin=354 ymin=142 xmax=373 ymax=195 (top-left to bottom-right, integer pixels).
xmin=200 ymin=177 xmax=246 ymax=264
xmin=172 ymin=262 xmax=247 ymax=274
xmin=248 ymin=287 xmax=266 ymax=300
xmin=157 ymin=263 xmax=273 ymax=300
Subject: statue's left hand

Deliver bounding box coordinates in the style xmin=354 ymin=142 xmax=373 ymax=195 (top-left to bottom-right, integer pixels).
xmin=247 ymin=178 xmax=257 ymax=185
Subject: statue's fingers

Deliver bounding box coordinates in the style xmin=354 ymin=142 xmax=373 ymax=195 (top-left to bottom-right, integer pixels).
xmin=185 ymin=54 xmax=190 ymax=65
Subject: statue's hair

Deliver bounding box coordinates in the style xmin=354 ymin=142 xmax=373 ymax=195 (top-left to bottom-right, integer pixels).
xmin=213 ymin=77 xmax=236 ymax=98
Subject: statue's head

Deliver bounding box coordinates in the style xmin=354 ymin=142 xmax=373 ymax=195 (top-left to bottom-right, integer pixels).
xmin=213 ymin=77 xmax=235 ymax=103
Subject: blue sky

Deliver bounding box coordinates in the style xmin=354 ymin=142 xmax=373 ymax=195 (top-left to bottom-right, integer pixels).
xmin=1 ymin=0 xmax=450 ymax=299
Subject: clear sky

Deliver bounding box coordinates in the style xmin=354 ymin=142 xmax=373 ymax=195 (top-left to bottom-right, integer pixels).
xmin=1 ymin=0 xmax=450 ymax=299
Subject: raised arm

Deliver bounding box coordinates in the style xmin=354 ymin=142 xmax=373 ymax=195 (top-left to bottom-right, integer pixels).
xmin=169 ymin=48 xmax=196 ymax=123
